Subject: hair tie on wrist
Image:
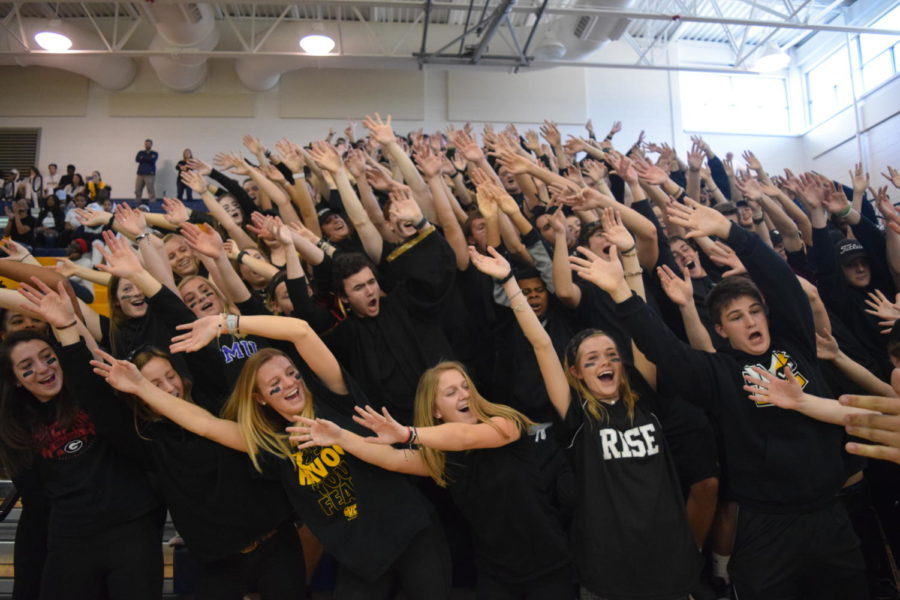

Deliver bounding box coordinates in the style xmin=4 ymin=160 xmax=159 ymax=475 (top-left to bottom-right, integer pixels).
xmin=836 ymin=205 xmax=853 ymax=218
xmin=497 ymin=271 xmax=514 ymax=284
xmin=236 ymin=250 xmax=248 ymax=264
xmin=620 ymin=244 xmax=636 ymax=256
xmin=413 ymin=217 xmax=428 ymax=230
xmin=55 ymin=320 xmax=78 ymax=330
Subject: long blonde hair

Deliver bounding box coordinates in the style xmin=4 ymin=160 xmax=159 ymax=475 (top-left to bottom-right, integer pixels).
xmin=220 ymin=348 xmax=315 ymax=471
xmin=177 ymin=275 xmax=239 ymax=315
xmin=413 ymin=361 xmax=534 ymax=487
xmin=563 ymin=329 xmax=638 ymax=424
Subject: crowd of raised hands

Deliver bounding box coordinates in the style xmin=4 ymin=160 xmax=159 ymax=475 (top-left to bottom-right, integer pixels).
xmin=5 ymin=112 xmax=900 ymax=598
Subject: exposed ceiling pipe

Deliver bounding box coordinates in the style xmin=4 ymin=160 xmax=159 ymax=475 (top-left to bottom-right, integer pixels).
xmin=142 ymin=3 xmax=220 ymax=92
xmin=0 ymin=18 xmax=136 ymax=90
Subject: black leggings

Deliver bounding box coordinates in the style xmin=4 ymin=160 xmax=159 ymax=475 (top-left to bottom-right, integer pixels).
xmin=13 ymin=502 xmax=48 ymax=600
xmin=39 ymin=513 xmax=162 ymax=600
xmin=334 ymin=519 xmax=451 ymax=600
xmin=195 ymin=523 xmax=306 ymax=600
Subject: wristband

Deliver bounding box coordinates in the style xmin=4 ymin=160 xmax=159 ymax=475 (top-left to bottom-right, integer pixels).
xmin=135 ymin=232 xmax=150 ymax=243
xmin=497 ymin=271 xmax=514 ymax=284
xmin=54 ymin=320 xmax=78 ymax=330
xmin=225 ymin=314 xmax=239 ymax=336
xmin=624 ymin=270 xmax=643 ymax=278
xmin=752 ymin=217 xmax=764 ymax=224
xmin=236 ymin=250 xmax=248 ymax=264
xmin=620 ymin=244 xmax=636 ymax=256
xmin=836 ymin=205 xmax=853 ymax=218
xmin=413 ymin=217 xmax=428 ymax=230
xmin=316 ymin=239 xmax=328 ymax=249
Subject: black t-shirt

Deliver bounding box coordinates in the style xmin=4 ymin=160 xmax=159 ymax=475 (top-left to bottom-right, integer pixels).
xmin=445 ymin=436 xmax=570 ymax=583
xmin=269 ymin=368 xmax=434 ymax=582
xmin=58 ymin=341 xmax=290 ymax=562
xmin=560 ymin=395 xmax=701 ymax=599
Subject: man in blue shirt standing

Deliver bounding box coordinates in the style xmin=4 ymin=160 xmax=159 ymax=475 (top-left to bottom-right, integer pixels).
xmin=135 ymin=138 xmax=158 ymax=205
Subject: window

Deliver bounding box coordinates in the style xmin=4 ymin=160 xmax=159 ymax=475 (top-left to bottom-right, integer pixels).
xmin=806 ymin=49 xmax=853 ymax=124
xmin=858 ymin=5 xmax=900 ymax=92
xmin=680 ymin=72 xmax=790 ymax=134
xmin=804 ymin=6 xmax=900 ymax=124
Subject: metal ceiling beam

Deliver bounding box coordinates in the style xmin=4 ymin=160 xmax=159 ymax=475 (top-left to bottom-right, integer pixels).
xmin=471 ymin=0 xmax=516 ymax=63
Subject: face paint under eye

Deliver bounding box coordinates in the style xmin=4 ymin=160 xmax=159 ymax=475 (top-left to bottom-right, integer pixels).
xmin=269 ymin=386 xmax=281 ymax=395
xmin=584 ymin=361 xmax=596 ymax=368
xmin=45 ymin=357 xmax=57 ymax=365
xmin=22 ymin=369 xmax=34 ymax=377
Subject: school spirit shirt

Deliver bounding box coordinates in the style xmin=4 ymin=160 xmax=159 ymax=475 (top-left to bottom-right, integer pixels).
xmin=272 ymin=369 xmax=434 ymax=582
xmin=561 ymin=395 xmax=701 ymax=599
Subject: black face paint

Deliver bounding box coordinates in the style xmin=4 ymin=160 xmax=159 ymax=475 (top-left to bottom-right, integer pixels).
xmin=21 ymin=370 xmax=34 ymax=378
xmin=45 ymin=357 xmax=57 ymax=365
xmin=269 ymin=386 xmax=281 ymax=395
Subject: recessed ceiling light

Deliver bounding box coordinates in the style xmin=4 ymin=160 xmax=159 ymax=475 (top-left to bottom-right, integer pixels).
xmin=34 ymin=31 xmax=72 ymax=52
xmin=300 ymin=34 xmax=335 ymax=55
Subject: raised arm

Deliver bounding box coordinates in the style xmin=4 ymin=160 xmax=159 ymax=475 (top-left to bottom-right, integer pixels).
xmin=170 ymin=314 xmax=348 ymax=396
xmin=468 ymin=246 xmax=572 ymax=418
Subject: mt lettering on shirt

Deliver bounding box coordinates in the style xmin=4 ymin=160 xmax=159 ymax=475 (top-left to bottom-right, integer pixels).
xmin=599 ymin=423 xmax=659 ymax=461
xmin=741 ymin=349 xmax=809 ymax=407
xmin=292 ymin=444 xmax=359 ymax=520
xmin=220 ymin=340 xmax=258 ymax=364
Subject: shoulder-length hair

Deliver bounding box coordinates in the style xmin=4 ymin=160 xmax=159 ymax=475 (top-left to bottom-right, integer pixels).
xmin=0 ymin=330 xmax=78 ymax=476
xmin=220 ymin=348 xmax=315 ymax=472
xmin=413 ymin=361 xmax=533 ymax=487
xmin=563 ymin=329 xmax=638 ymax=424
xmin=128 ymin=347 xmax=195 ymax=438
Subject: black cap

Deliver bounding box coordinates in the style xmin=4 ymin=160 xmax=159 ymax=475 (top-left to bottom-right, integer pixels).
xmin=714 ymin=202 xmax=738 ymax=216
xmin=836 ymin=238 xmax=866 ymax=266
xmin=735 ymin=199 xmax=750 ymax=208
xmin=317 ymin=207 xmax=340 ymax=226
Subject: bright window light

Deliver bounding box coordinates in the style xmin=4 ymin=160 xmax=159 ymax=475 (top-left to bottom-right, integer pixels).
xmin=299 ymin=34 xmax=335 ymax=55
xmin=680 ymin=72 xmax=790 ymax=134
xmin=34 ymin=31 xmax=72 ymax=52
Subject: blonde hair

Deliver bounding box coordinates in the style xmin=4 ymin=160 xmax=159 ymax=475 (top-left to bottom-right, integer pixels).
xmin=563 ymin=330 xmax=638 ymax=424
xmin=221 ymin=348 xmax=315 ymax=471
xmin=413 ymin=361 xmax=534 ymax=487
xmin=177 ymin=275 xmax=239 ymax=315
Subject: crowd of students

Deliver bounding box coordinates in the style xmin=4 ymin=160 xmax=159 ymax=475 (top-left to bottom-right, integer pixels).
xmin=1 ymin=115 xmax=899 ymax=600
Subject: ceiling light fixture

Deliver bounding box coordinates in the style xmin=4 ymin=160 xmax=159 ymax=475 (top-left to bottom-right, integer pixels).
xmin=752 ymin=44 xmax=791 ymax=72
xmin=299 ymin=34 xmax=335 ymax=55
xmin=34 ymin=20 xmax=72 ymax=52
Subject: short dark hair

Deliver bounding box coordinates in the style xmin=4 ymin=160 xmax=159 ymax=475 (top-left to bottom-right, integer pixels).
xmin=48 ymin=163 xmax=57 ymax=169
xmin=66 ymin=164 xmax=76 ymax=171
xmin=706 ymin=276 xmax=764 ymax=325
xmin=331 ymin=252 xmax=377 ymax=297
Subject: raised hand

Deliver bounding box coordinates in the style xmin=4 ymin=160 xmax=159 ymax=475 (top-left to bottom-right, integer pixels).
xmin=841 ymin=395 xmax=900 ymax=465
xmin=742 ymin=365 xmax=804 ymax=409
xmin=222 ymin=239 xmax=240 ymax=261
xmin=882 ymin=166 xmax=900 ymax=189
xmin=556 ymin=187 xmax=613 ymax=212
xmin=213 ymin=152 xmax=251 ymax=176
xmin=822 ymin=182 xmax=851 ymax=216
xmin=666 ymin=197 xmax=732 ymax=239
xmin=261 ymin=162 xmax=287 ymax=185
xmin=611 ymin=153 xmax=639 ymax=186
xmin=387 ymin=186 xmax=423 ymax=225
xmin=467 ymin=245 xmax=511 ymax=279
xmin=114 ymin=202 xmax=148 ymax=238
xmin=162 ymin=197 xmax=189 ymax=226
xmin=185 ymin=158 xmax=212 ymax=176
xmin=657 ymin=264 xmax=694 ymax=307
xmin=365 ymin=166 xmax=396 ymax=192
xmin=75 ymin=207 xmax=111 ymax=228
xmin=632 ymin=156 xmax=670 ymax=186
xmin=170 ymin=315 xmax=221 ymax=354
xmin=705 ymin=240 xmax=747 ymax=277
xmin=55 ymin=257 xmax=81 ymax=277
xmin=95 ymin=231 xmax=144 ymax=279
xmin=351 ymin=405 xmax=409 ymax=445
xmin=362 ymin=113 xmax=395 ymax=146
xmin=871 ymin=186 xmax=900 ymax=234
xmin=287 ymin=416 xmax=345 ymax=449
xmin=492 ymin=148 xmax=534 ymax=176
xmin=564 ymin=135 xmax=589 ymax=155
xmin=452 ymin=130 xmax=485 ymax=163
xmin=816 ymin=332 xmax=840 ymax=361
xmin=90 ymin=348 xmax=148 ymax=395
xmin=539 ymin=120 xmax=562 ymax=147
xmin=344 ymin=148 xmax=367 ymax=179
xmin=180 ymin=170 xmax=209 ymax=194
xmin=733 ymin=169 xmax=764 ymax=200
xmin=608 ymin=120 xmax=622 ymax=137
xmin=686 ymin=142 xmax=704 ymax=172
xmin=850 ymin=162 xmax=869 ymax=194
xmin=308 ymin=141 xmax=344 ymax=173
xmin=0 ymin=239 xmax=31 ymax=262
xmin=600 ymin=208 xmax=634 ymax=252
xmin=414 ymin=146 xmax=443 ymax=179
xmin=275 ymin=139 xmax=305 ymax=172
xmin=17 ymin=278 xmax=76 ymax=328
xmin=864 ymin=289 xmax=900 ymax=326
xmin=523 ymin=130 xmax=541 ymax=153
xmin=569 ymin=245 xmax=625 ymax=293
xmin=690 ymin=135 xmax=712 ymax=157
xmin=180 ymin=222 xmax=224 ymax=259
xmin=582 ymin=159 xmax=608 ymax=184
xmin=742 ymin=150 xmax=763 ymax=172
